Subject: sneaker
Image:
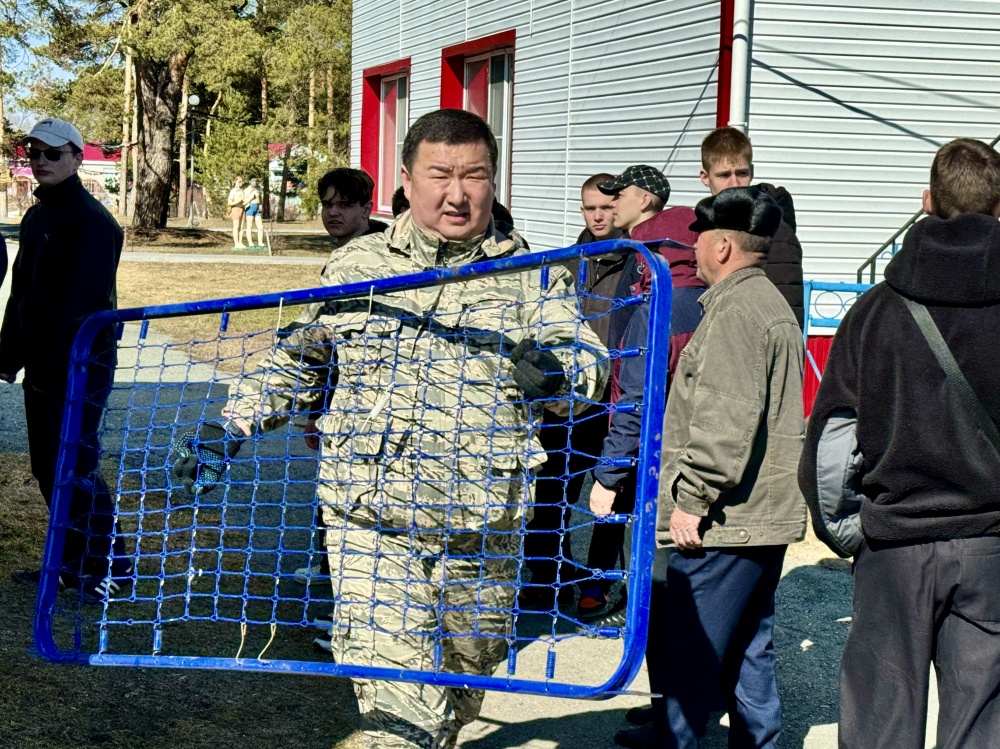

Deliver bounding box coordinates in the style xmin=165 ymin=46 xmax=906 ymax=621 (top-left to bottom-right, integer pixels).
xmin=11 ymin=568 xmax=66 ymax=591
xmin=79 ymin=565 xmax=134 ymax=605
xmin=313 ymin=630 xmax=333 ymax=654
xmin=311 ymin=613 xmax=334 ymax=630
xmin=625 ymin=704 xmax=655 ymax=726
xmin=614 ymin=722 xmax=657 ymax=749
xmin=294 ymin=564 xmax=323 ymax=584
xmin=578 ymin=589 xmax=627 ymax=622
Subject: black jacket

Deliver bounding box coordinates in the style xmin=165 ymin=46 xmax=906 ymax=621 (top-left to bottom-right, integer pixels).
xmin=757 ymin=183 xmax=804 ymax=327
xmin=0 ymin=175 xmax=123 ymax=392
xmin=800 ymin=213 xmax=1000 ymax=555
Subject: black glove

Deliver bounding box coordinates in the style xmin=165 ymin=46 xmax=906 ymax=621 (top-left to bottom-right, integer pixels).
xmin=170 ymin=421 xmax=246 ymax=494
xmin=509 ymin=338 xmax=566 ymax=400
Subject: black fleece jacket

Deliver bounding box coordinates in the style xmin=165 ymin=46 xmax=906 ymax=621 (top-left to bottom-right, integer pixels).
xmin=757 ymin=183 xmax=804 ymax=327
xmin=800 ymin=213 xmax=1000 ymax=545
xmin=0 ymin=175 xmax=123 ymax=392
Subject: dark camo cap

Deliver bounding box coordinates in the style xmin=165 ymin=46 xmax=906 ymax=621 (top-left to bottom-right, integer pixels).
xmin=689 ymin=186 xmax=782 ymax=238
xmin=597 ymin=165 xmax=671 ymax=203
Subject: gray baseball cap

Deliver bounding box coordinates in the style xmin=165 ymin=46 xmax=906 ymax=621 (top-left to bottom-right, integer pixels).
xmin=23 ymin=118 xmax=84 ymax=151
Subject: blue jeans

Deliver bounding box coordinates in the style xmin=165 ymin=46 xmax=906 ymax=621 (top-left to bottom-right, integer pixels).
xmin=649 ymin=545 xmax=786 ymax=749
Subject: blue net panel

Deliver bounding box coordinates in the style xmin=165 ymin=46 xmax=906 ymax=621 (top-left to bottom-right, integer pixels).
xmin=36 ymin=240 xmax=673 ymax=699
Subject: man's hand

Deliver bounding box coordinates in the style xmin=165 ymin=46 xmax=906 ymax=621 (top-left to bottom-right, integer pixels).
xmin=0 ymin=372 xmax=16 ymax=384
xmin=170 ymin=421 xmax=246 ymax=494
xmin=590 ymin=480 xmax=617 ymax=516
xmin=509 ymin=338 xmax=565 ymax=399
xmin=303 ymin=418 xmax=321 ymax=451
xmin=669 ymin=506 xmax=704 ymax=550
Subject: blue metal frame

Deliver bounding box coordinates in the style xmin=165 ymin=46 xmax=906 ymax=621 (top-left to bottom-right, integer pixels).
xmin=802 ymin=280 xmax=873 ymax=381
xmin=37 ymin=238 xmax=675 ymax=699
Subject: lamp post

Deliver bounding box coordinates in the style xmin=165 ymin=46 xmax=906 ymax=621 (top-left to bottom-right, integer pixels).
xmin=186 ymin=93 xmax=200 ymax=228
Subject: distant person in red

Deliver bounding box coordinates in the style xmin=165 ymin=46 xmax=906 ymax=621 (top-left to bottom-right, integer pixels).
xmin=1 ymin=117 xmax=127 ymax=601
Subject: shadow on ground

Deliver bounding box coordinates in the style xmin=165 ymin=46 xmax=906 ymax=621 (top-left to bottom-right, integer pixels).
xmin=466 ymin=560 xmax=851 ymax=749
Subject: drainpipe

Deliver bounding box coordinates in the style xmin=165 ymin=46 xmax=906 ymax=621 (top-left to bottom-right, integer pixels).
xmin=728 ymin=0 xmax=752 ymax=133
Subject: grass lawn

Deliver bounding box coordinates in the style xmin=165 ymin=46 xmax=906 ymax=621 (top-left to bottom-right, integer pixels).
xmin=116 ymin=261 xmax=326 ymax=371
xmin=124 ymin=226 xmax=339 ymax=258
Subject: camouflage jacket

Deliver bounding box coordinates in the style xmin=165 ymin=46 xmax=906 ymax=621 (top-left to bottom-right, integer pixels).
xmin=226 ymin=212 xmax=609 ymax=531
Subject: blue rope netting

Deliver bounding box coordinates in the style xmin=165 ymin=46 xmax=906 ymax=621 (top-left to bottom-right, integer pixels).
xmin=36 ymin=241 xmax=672 ymax=698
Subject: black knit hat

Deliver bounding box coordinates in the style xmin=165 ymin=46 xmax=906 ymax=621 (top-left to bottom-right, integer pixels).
xmin=597 ymin=165 xmax=671 ymax=203
xmin=689 ymin=186 xmax=783 ymax=237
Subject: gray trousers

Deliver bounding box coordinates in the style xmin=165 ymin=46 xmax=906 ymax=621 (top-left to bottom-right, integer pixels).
xmin=840 ymin=536 xmax=1000 ymax=749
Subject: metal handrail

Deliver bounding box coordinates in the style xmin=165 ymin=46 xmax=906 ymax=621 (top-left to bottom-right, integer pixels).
xmin=856 ymin=132 xmax=1000 ymax=284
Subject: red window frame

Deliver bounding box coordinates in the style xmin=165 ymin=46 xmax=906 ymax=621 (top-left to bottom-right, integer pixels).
xmin=440 ymin=30 xmax=516 ymax=109
xmin=360 ymin=58 xmax=411 ymax=214
xmin=440 ymin=31 xmax=516 ymax=205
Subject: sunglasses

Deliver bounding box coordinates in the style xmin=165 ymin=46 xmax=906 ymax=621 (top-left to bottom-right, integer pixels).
xmin=28 ymin=147 xmax=75 ymax=161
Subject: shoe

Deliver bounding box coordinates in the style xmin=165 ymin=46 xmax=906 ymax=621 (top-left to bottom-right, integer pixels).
xmin=311 ymin=613 xmax=333 ymax=630
xmin=79 ymin=566 xmax=133 ymax=604
xmin=578 ymin=589 xmax=627 ymax=622
xmin=313 ymin=629 xmax=333 ymax=654
xmin=614 ymin=722 xmax=656 ymax=749
xmin=625 ymin=704 xmax=655 ymax=725
xmin=11 ymin=568 xmax=66 ymax=591
xmin=294 ymin=564 xmax=323 ymax=583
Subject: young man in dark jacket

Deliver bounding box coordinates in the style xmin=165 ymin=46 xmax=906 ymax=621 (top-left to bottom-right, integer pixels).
xmin=521 ymin=173 xmax=627 ymax=611
xmin=585 ymin=244 xmax=706 ymax=637
xmin=1 ymin=118 xmax=125 ymax=600
xmin=800 ymin=138 xmax=1000 ymax=749
xmin=699 ymin=127 xmax=804 ymax=327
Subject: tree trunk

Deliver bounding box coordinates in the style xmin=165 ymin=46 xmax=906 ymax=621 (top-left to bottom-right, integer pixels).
xmin=326 ymin=66 xmax=334 ymax=153
xmin=178 ymin=76 xmax=189 ymax=220
xmin=261 ymin=72 xmax=270 ymax=219
xmin=134 ymin=51 xmax=190 ymax=228
xmin=277 ymin=143 xmax=291 ymax=221
xmin=308 ymin=68 xmax=316 ymax=149
xmin=118 ymin=51 xmax=132 ymax=218
xmin=0 ymin=83 xmax=8 ymax=220
xmin=129 ymin=84 xmax=139 ymax=218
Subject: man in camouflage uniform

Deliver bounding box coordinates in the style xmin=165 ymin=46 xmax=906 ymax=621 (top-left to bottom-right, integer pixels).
xmin=173 ymin=109 xmax=607 ymax=748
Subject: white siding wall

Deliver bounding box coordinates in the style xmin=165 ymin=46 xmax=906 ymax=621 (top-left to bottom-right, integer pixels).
xmin=352 ymin=0 xmax=720 ymax=249
xmin=748 ymin=1 xmax=1000 ymax=281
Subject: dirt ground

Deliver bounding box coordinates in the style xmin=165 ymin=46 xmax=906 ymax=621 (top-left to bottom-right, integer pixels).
xmin=0 ymin=453 xmax=365 ymax=749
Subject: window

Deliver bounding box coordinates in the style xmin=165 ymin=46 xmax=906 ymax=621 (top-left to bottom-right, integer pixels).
xmin=463 ymin=52 xmax=513 ymax=205
xmin=360 ymin=59 xmax=410 ymax=214
xmin=441 ymin=31 xmax=516 ymax=207
xmin=378 ymin=75 xmax=408 ymax=210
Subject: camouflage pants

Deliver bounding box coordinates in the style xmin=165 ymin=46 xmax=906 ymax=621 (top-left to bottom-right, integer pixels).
xmin=324 ymin=512 xmax=518 ymax=749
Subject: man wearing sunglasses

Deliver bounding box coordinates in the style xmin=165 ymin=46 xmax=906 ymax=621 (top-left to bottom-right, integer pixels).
xmin=1 ymin=117 xmax=127 ymax=602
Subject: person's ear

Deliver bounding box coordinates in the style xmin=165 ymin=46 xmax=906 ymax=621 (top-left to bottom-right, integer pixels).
xmin=401 ymin=167 xmax=412 ymax=201
xmin=640 ymin=190 xmax=653 ymax=212
xmin=717 ymin=233 xmax=734 ymax=265
xmin=699 ymin=169 xmax=710 ymax=189
xmin=362 ymin=199 xmax=373 ymax=220
xmin=922 ymin=189 xmax=934 ymax=215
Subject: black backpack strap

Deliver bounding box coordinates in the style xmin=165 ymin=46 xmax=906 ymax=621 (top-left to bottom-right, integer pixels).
xmin=899 ymin=294 xmax=1000 ymax=453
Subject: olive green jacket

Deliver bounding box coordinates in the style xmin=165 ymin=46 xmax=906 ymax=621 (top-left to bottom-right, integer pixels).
xmin=656 ymin=266 xmax=807 ymax=548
